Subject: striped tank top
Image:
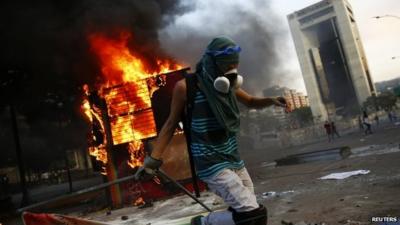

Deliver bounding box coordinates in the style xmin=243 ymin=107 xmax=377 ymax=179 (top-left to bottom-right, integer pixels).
xmin=190 ymin=89 xmax=244 ymax=180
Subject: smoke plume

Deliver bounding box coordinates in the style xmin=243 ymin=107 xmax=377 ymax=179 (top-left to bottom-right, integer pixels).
xmin=0 ymin=0 xmax=184 ymax=91
xmin=1 ymin=0 xmax=287 ymax=97
xmin=160 ymin=0 xmax=287 ymax=95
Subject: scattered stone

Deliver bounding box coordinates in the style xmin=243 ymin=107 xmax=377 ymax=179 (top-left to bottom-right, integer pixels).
xmin=121 ymin=215 xmax=129 ymax=221
xmin=356 ymin=204 xmax=361 ymax=208
xmin=288 ymin=208 xmax=298 ymax=213
xmin=212 ymin=198 xmax=221 ymax=205
xmin=340 ymin=198 xmax=345 ymax=201
xmin=106 ymin=211 xmax=112 ymax=216
xmin=263 ymin=191 xmax=277 ymax=198
xmin=294 ymin=221 xmax=307 ymax=225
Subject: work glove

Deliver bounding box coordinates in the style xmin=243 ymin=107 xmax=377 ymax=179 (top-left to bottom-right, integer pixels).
xmin=274 ymin=97 xmax=291 ymax=113
xmin=134 ymin=155 xmax=163 ymax=181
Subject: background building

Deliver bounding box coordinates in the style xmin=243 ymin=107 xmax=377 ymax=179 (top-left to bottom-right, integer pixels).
xmin=284 ymin=89 xmax=310 ymax=111
xmin=288 ymin=0 xmax=376 ymax=121
xmin=264 ymin=85 xmax=309 ymax=111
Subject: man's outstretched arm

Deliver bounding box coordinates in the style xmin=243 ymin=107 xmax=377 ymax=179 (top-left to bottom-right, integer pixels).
xmin=235 ymin=88 xmax=286 ymax=109
xmin=150 ymin=80 xmax=187 ymax=160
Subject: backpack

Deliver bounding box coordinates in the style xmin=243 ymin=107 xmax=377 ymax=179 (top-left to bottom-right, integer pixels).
xmin=182 ymin=73 xmax=201 ymax=197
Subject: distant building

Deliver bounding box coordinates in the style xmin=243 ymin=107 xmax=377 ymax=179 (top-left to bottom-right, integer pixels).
xmin=283 ymin=89 xmax=310 ymax=111
xmin=288 ymin=0 xmax=376 ymax=120
xmin=263 ymin=86 xmax=309 ymax=111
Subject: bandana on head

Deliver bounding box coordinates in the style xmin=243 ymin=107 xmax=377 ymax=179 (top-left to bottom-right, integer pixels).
xmin=195 ymin=37 xmax=241 ymax=133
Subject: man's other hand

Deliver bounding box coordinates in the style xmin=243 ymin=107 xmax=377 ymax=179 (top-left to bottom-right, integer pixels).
xmin=134 ymin=156 xmax=163 ymax=181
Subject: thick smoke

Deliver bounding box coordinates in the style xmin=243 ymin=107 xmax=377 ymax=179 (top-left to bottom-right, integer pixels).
xmin=0 ymin=0 xmax=184 ymax=91
xmin=1 ymin=0 xmax=289 ymax=97
xmin=160 ymin=0 xmax=289 ymax=95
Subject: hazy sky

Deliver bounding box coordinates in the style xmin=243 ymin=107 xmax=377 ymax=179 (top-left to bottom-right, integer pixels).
xmin=161 ymin=0 xmax=400 ymax=95
xmin=273 ymin=0 xmax=400 ymax=93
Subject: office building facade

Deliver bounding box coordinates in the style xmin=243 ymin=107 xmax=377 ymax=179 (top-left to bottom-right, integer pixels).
xmin=288 ymin=0 xmax=375 ymax=120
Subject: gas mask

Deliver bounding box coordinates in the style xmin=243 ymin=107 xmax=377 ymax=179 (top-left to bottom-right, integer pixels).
xmin=213 ymin=68 xmax=243 ymax=94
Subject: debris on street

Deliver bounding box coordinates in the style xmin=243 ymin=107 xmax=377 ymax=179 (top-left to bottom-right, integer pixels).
xmin=319 ymin=170 xmax=370 ymax=180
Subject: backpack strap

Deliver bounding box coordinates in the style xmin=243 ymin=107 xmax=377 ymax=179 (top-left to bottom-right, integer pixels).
xmin=182 ymin=73 xmax=200 ymax=197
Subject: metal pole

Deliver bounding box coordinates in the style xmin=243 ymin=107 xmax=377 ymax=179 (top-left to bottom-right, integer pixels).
xmin=58 ymin=104 xmax=73 ymax=193
xmin=9 ymin=104 xmax=30 ymax=207
xmin=156 ymin=169 xmax=212 ymax=212
xmin=17 ymin=173 xmax=137 ymax=213
xmin=64 ymin=151 xmax=73 ymax=193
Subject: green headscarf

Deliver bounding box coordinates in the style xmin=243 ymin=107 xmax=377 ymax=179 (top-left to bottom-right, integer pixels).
xmin=195 ymin=37 xmax=241 ymax=133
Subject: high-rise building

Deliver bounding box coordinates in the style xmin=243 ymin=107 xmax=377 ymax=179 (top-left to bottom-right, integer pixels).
xmin=288 ymin=0 xmax=376 ymax=120
xmin=283 ymin=89 xmax=310 ymax=111
xmin=263 ymin=86 xmax=309 ymax=111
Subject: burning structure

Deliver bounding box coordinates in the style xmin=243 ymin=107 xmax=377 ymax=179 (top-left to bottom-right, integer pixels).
xmin=288 ymin=0 xmax=376 ymax=120
xmin=82 ymin=32 xmax=203 ymax=208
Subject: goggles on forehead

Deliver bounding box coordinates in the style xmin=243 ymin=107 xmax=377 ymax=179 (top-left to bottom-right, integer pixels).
xmin=206 ymin=45 xmax=241 ymax=57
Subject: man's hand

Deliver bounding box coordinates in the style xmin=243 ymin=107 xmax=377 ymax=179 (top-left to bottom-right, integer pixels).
xmin=134 ymin=155 xmax=163 ymax=181
xmin=274 ymin=97 xmax=292 ymax=113
xmin=273 ymin=97 xmax=287 ymax=107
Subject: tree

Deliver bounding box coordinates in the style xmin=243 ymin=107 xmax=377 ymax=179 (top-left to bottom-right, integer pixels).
xmin=394 ymin=86 xmax=400 ymax=97
xmin=363 ymin=92 xmax=397 ymax=111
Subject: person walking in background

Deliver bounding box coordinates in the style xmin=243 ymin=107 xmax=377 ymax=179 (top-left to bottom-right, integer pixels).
xmin=388 ymin=111 xmax=393 ymax=122
xmin=374 ymin=115 xmax=379 ymax=127
xmin=363 ymin=115 xmax=373 ymax=135
xmin=324 ymin=121 xmax=332 ymax=142
xmin=391 ymin=110 xmax=398 ymax=122
xmin=331 ymin=121 xmax=340 ymax=138
xmin=358 ymin=116 xmax=364 ymax=131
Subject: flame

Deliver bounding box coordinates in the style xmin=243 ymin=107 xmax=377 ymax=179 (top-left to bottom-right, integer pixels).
xmin=88 ymin=32 xmax=182 ymax=85
xmin=127 ymin=141 xmax=145 ymax=168
xmin=82 ymin=100 xmax=93 ymax=122
xmin=82 ymin=31 xmax=182 ymax=171
xmin=133 ymin=197 xmax=145 ymax=206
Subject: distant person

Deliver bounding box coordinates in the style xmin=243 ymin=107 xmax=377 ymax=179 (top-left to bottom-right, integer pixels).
xmin=388 ymin=111 xmax=393 ymax=122
xmin=363 ymin=116 xmax=373 ymax=135
xmin=331 ymin=121 xmax=340 ymax=138
xmin=391 ymin=110 xmax=398 ymax=122
xmin=363 ymin=110 xmax=368 ymax=119
xmin=374 ymin=115 xmax=379 ymax=126
xmin=358 ymin=116 xmax=364 ymax=131
xmin=324 ymin=121 xmax=332 ymax=142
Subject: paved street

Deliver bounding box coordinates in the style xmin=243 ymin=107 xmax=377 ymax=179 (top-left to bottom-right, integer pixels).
xmin=2 ymin=122 xmax=399 ymax=225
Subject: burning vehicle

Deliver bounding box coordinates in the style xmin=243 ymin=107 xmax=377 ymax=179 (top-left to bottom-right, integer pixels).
xmin=81 ymin=32 xmax=204 ymax=208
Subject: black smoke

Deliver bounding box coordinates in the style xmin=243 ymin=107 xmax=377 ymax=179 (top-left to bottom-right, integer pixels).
xmin=0 ymin=0 xmax=184 ymax=95
xmin=0 ymin=0 xmax=187 ymax=172
xmin=160 ymin=0 xmax=288 ymax=95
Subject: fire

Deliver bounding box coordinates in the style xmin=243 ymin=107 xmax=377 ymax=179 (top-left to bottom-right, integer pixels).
xmin=82 ymin=31 xmax=182 ymax=171
xmin=88 ymin=32 xmax=182 ymax=85
xmin=133 ymin=197 xmax=145 ymax=206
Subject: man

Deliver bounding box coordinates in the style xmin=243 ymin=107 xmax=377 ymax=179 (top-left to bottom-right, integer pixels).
xmin=330 ymin=121 xmax=340 ymax=138
xmin=135 ymin=37 xmax=286 ymax=225
xmin=324 ymin=121 xmax=332 ymax=142
xmin=363 ymin=115 xmax=373 ymax=135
